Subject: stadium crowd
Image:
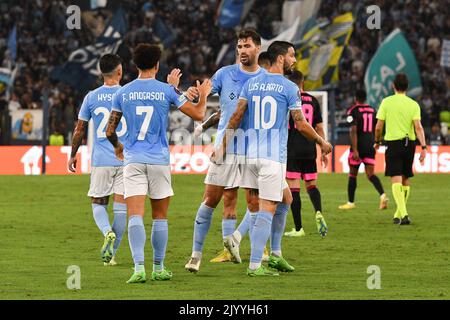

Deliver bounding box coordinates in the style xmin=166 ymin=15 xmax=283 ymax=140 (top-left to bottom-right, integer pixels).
xmin=0 ymin=0 xmax=448 ymax=145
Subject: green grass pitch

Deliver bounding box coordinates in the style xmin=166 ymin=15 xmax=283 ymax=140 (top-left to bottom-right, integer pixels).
xmin=0 ymin=173 xmax=449 ymax=300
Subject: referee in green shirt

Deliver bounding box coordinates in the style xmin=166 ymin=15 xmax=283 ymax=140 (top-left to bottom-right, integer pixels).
xmin=375 ymin=73 xmax=427 ymax=225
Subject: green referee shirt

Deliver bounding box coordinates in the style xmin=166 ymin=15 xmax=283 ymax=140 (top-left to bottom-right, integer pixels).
xmin=376 ymin=93 xmax=421 ymax=141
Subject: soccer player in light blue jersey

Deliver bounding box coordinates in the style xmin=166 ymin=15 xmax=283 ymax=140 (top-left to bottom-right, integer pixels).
xmin=185 ymin=29 xmax=265 ymax=272
xmin=68 ymin=54 xmax=127 ymax=266
xmin=214 ymin=41 xmax=332 ymax=276
xmin=105 ymin=44 xmax=211 ymax=283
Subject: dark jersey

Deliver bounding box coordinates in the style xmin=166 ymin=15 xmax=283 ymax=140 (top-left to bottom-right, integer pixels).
xmin=346 ymin=104 xmax=376 ymax=154
xmin=287 ymin=92 xmax=322 ymax=160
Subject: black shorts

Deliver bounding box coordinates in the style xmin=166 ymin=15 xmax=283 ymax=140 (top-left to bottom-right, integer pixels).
xmin=286 ymin=159 xmax=317 ymax=181
xmin=385 ymin=140 xmax=416 ymax=178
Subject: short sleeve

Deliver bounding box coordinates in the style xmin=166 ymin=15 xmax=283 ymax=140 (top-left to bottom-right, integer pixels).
xmin=376 ymin=99 xmax=386 ymax=120
xmin=239 ymin=79 xmax=250 ymax=101
xmin=78 ymin=93 xmax=91 ymax=121
xmin=167 ymin=85 xmax=188 ymax=109
xmin=346 ymin=107 xmax=357 ymax=126
xmin=287 ymin=83 xmax=302 ymax=110
xmin=412 ymin=102 xmax=421 ymax=120
xmin=111 ymin=91 xmax=122 ymax=113
xmin=210 ymin=69 xmax=222 ymax=95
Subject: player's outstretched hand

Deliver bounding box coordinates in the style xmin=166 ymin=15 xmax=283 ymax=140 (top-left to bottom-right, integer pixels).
xmin=419 ymin=148 xmax=427 ymax=165
xmin=196 ymin=79 xmax=212 ymax=98
xmin=115 ymin=143 xmax=124 ymax=161
xmin=185 ymin=86 xmax=199 ymax=101
xmin=68 ymin=157 xmax=77 ymax=173
xmin=352 ymin=150 xmax=360 ymax=161
xmin=167 ymin=68 xmax=182 ymax=88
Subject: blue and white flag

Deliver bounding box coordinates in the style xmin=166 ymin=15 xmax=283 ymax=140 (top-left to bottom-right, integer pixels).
xmin=7 ymin=25 xmax=17 ymax=62
xmin=51 ymin=8 xmax=127 ymax=92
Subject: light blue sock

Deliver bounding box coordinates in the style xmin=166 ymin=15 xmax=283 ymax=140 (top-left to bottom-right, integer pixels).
xmin=112 ymin=202 xmax=127 ymax=256
xmin=250 ymin=211 xmax=273 ymax=265
xmin=222 ymin=219 xmax=236 ymax=239
xmin=151 ymin=219 xmax=168 ymax=272
xmin=192 ymin=202 xmax=214 ymax=253
xmin=128 ymin=215 xmax=146 ymax=269
xmin=92 ymin=204 xmax=111 ymax=236
xmin=236 ymin=209 xmax=251 ymax=239
xmin=270 ymin=203 xmax=289 ymax=254
xmin=249 ymin=212 xmax=258 ymax=237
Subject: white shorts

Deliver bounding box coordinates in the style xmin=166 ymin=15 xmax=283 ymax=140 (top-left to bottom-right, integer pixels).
xmin=204 ymin=154 xmax=241 ymax=189
xmin=123 ymin=163 xmax=174 ymax=199
xmin=88 ymin=166 xmax=124 ymax=198
xmin=239 ymin=159 xmax=288 ymax=202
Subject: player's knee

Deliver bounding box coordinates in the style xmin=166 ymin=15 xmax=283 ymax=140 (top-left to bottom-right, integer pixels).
xmin=203 ymin=195 xmax=220 ymax=208
xmin=92 ymin=196 xmax=109 ymax=205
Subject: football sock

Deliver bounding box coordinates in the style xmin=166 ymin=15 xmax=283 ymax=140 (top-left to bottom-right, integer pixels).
xmin=112 ymin=202 xmax=127 ymax=255
xmin=192 ymin=202 xmax=214 ymax=253
xmin=151 ymin=219 xmax=168 ymax=272
xmin=128 ymin=215 xmax=146 ymax=269
xmin=249 ymin=211 xmax=273 ymax=269
xmin=235 ymin=209 xmax=251 ymax=241
xmin=403 ymin=186 xmax=410 ymax=204
xmin=369 ymin=175 xmax=384 ymax=195
xmin=92 ymin=204 xmax=111 ymax=236
xmin=392 ymin=183 xmax=408 ymax=218
xmin=348 ymin=175 xmax=357 ymax=203
xmin=222 ymin=218 xmax=236 ymax=240
xmin=307 ymin=186 xmax=322 ymax=212
xmin=271 ymin=203 xmax=288 ymax=255
xmin=290 ymin=188 xmax=302 ymax=231
xmin=249 ymin=211 xmax=258 ymax=237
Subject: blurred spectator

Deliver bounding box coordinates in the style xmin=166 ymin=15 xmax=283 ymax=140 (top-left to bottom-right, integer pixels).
xmin=428 ymin=122 xmax=447 ymax=146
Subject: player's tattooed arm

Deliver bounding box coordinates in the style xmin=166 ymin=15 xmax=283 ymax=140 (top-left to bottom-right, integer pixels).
xmin=292 ymin=109 xmax=332 ymax=155
xmin=106 ymin=111 xmax=124 ymax=161
xmin=68 ymin=120 xmax=87 ymax=172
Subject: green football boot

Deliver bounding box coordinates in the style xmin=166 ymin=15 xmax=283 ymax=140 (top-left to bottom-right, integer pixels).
xmin=151 ymin=268 xmax=173 ymax=281
xmin=101 ymin=231 xmax=116 ymax=263
xmin=268 ymin=255 xmax=295 ymax=272
xmin=247 ymin=265 xmax=279 ymax=277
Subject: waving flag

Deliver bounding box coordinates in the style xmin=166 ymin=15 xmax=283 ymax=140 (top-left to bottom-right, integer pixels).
xmin=364 ymin=29 xmax=422 ymax=108
xmin=295 ymin=12 xmax=354 ymax=90
xmin=50 ymin=8 xmax=127 ymax=93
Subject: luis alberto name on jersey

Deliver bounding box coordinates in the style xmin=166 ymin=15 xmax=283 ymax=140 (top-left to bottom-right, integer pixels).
xmin=237 ymin=73 xmax=302 ymax=164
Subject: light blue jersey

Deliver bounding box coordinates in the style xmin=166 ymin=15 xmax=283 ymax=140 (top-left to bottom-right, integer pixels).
xmin=78 ymin=85 xmax=126 ymax=167
xmin=212 ymin=64 xmax=266 ymax=152
xmin=112 ymin=78 xmax=187 ymax=166
xmin=238 ymin=73 xmax=302 ymax=163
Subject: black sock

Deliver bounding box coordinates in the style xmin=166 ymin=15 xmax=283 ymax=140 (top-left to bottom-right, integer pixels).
xmin=348 ymin=176 xmax=357 ymax=203
xmin=307 ymin=186 xmax=322 ymax=212
xmin=290 ymin=190 xmax=302 ymax=231
xmin=369 ymin=175 xmax=384 ymax=195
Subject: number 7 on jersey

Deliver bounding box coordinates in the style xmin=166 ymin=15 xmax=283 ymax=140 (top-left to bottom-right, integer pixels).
xmin=136 ymin=106 xmax=154 ymax=140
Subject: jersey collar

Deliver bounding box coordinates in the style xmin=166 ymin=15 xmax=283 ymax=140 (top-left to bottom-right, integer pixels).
xmin=238 ymin=64 xmax=261 ymax=75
